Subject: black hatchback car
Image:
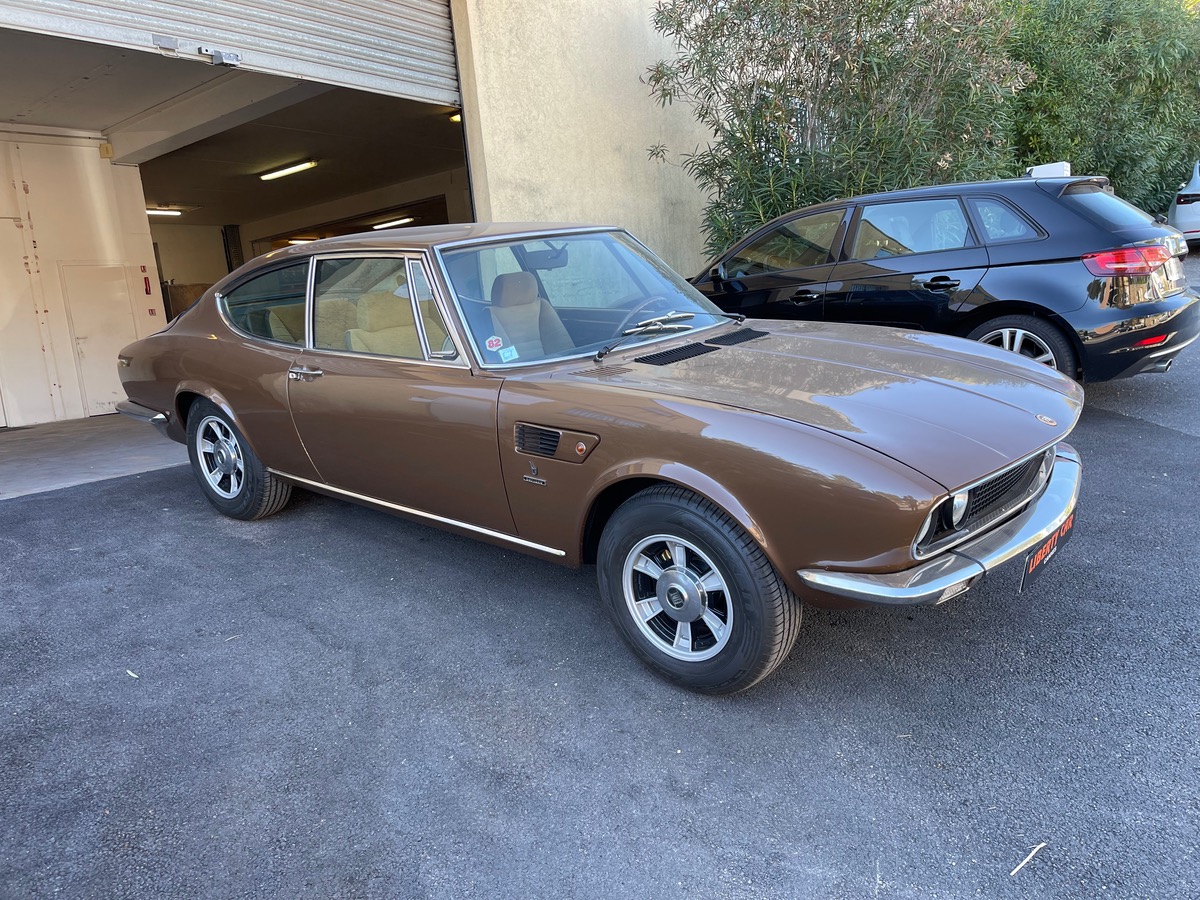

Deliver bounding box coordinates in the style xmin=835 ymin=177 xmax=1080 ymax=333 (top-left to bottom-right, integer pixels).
xmin=692 ymin=176 xmax=1199 ymax=381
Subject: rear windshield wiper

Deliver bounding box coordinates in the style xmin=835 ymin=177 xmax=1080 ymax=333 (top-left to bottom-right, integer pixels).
xmin=594 ymin=312 xmax=695 ymax=362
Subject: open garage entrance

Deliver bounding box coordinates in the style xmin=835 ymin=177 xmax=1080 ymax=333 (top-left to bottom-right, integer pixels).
xmin=0 ymin=16 xmax=469 ymax=428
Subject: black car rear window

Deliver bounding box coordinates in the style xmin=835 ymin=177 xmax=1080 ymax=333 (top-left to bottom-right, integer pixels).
xmin=1061 ymin=184 xmax=1154 ymax=229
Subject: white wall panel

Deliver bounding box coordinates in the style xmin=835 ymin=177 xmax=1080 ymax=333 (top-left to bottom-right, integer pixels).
xmin=0 ymin=0 xmax=459 ymax=105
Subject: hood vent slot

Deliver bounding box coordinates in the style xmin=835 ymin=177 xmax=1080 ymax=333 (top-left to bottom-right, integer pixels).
xmin=515 ymin=423 xmax=561 ymax=457
xmin=706 ymin=327 xmax=768 ymax=346
xmin=568 ymin=365 xmax=632 ymax=379
xmin=634 ymin=343 xmax=720 ymax=366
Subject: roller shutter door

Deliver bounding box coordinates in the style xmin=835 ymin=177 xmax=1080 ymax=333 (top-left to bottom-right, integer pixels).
xmin=0 ymin=0 xmax=459 ymax=106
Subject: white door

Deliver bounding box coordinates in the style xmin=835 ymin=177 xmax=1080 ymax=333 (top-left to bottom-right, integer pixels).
xmin=61 ymin=264 xmax=139 ymax=416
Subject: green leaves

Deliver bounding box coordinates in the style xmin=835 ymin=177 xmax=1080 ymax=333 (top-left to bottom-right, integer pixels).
xmin=649 ymin=0 xmax=1200 ymax=252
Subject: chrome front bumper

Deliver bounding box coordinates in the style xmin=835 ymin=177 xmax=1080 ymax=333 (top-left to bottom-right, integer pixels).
xmin=797 ymin=443 xmax=1082 ymax=606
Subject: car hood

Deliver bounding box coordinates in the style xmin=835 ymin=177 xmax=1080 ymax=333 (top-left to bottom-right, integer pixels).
xmin=552 ymin=321 xmax=1084 ymax=490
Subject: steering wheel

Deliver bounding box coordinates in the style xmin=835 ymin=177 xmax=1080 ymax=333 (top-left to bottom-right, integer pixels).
xmin=613 ymin=295 xmax=675 ymax=337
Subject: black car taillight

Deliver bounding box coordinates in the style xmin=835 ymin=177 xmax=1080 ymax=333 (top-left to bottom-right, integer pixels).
xmin=1081 ymin=244 xmax=1172 ymax=277
xmin=1177 ymin=193 xmax=1200 ymax=205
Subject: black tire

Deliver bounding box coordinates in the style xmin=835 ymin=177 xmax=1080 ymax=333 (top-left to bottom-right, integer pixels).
xmin=967 ymin=314 xmax=1078 ymax=378
xmin=596 ymin=485 xmax=803 ymax=694
xmin=185 ymin=398 xmax=291 ymax=520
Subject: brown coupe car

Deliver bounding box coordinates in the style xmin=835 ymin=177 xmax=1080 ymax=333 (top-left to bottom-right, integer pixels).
xmin=118 ymin=224 xmax=1083 ymax=693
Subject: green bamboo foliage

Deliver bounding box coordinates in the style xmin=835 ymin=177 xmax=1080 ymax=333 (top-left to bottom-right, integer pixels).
xmin=648 ymin=0 xmax=1200 ymax=254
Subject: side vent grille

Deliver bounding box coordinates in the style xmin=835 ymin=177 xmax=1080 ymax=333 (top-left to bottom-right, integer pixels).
xmin=634 ymin=343 xmax=720 ymax=366
xmin=515 ymin=423 xmax=561 ymax=457
xmin=706 ymin=327 xmax=768 ymax=346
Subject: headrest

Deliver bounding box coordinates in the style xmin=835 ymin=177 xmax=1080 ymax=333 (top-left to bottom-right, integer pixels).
xmin=357 ymin=292 xmax=415 ymax=331
xmin=491 ymin=272 xmax=539 ymax=308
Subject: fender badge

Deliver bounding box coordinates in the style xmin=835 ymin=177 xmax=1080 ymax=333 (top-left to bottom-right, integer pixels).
xmin=1036 ymin=414 xmax=1058 ymax=426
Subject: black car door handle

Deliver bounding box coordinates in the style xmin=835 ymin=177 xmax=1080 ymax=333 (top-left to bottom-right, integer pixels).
xmin=788 ymin=289 xmax=822 ymax=303
xmin=917 ymin=277 xmax=961 ymax=291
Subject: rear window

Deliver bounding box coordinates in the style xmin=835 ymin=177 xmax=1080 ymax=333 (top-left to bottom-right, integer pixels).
xmin=1062 ymin=185 xmax=1154 ymax=229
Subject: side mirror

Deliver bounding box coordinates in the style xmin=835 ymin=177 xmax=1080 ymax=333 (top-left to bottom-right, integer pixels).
xmin=709 ymin=262 xmax=727 ymax=284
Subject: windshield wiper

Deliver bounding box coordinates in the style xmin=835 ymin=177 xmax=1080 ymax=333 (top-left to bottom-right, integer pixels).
xmin=594 ymin=312 xmax=695 ymax=362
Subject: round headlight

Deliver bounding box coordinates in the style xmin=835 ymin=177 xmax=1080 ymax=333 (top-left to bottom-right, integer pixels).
xmin=950 ymin=491 xmax=970 ymax=527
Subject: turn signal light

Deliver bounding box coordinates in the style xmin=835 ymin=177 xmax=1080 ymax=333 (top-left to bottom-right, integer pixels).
xmin=1082 ymin=245 xmax=1172 ymax=276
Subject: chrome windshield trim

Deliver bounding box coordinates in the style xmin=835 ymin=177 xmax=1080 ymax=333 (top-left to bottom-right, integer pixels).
xmin=269 ymin=471 xmax=566 ymax=557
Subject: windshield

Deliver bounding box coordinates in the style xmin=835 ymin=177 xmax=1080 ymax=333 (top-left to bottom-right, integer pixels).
xmin=437 ymin=230 xmax=728 ymax=365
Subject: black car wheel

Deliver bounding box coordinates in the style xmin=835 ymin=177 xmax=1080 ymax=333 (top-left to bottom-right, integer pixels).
xmin=967 ymin=315 xmax=1078 ymax=377
xmin=186 ymin=398 xmax=292 ymax=520
xmin=597 ymin=485 xmax=803 ymax=694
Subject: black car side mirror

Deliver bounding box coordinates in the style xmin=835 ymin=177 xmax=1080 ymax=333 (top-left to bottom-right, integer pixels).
xmin=709 ymin=262 xmax=727 ymax=284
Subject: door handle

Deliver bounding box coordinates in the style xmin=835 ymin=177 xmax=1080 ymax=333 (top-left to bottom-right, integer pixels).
xmin=788 ymin=289 xmax=821 ymax=303
xmin=287 ymin=366 xmax=323 ymax=382
xmin=917 ymin=277 xmax=960 ymax=291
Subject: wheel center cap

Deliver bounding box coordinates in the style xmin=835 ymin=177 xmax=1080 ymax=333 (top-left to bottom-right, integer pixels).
xmin=665 ymin=586 xmax=687 ymax=610
xmin=655 ymin=569 xmax=706 ymax=623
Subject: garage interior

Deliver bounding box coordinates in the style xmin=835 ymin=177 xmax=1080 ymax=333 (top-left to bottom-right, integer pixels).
xmin=0 ymin=24 xmax=470 ymax=428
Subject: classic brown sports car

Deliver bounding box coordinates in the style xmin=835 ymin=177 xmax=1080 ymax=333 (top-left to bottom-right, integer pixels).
xmin=118 ymin=224 xmax=1083 ymax=693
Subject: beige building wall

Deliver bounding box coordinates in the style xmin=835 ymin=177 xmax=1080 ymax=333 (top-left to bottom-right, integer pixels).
xmin=0 ymin=132 xmax=164 ymax=427
xmin=451 ymin=0 xmax=710 ymax=274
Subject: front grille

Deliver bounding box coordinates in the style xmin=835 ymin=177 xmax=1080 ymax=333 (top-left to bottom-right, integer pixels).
xmin=964 ymin=455 xmax=1042 ymax=528
xmin=706 ymin=328 xmax=768 ymax=346
xmin=917 ymin=448 xmax=1053 ymax=556
xmin=634 ymin=343 xmax=720 ymax=366
xmin=515 ymin=423 xmax=561 ymax=457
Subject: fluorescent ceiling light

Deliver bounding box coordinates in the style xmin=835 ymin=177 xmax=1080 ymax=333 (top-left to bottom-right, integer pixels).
xmin=147 ymin=208 xmax=183 ymax=216
xmin=372 ymin=217 xmax=414 ymax=230
xmin=449 ymin=113 xmax=462 ymax=123
xmin=260 ymin=159 xmax=318 ymax=181
xmin=288 ymin=239 xmax=315 ymax=245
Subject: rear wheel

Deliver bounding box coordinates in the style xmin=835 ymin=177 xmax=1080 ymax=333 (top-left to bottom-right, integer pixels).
xmin=597 ymin=485 xmax=803 ymax=694
xmin=186 ymin=398 xmax=291 ymax=520
xmin=968 ymin=314 xmax=1078 ymax=377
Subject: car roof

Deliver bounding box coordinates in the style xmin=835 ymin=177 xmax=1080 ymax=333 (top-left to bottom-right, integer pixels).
xmin=783 ymin=176 xmax=1108 ymax=214
xmin=254 ymin=222 xmax=615 ymax=264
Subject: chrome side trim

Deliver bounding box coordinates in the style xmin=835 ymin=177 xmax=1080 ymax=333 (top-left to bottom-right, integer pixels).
xmin=799 ymin=443 xmax=1081 ymax=606
xmin=269 ymin=470 xmax=567 ymax=557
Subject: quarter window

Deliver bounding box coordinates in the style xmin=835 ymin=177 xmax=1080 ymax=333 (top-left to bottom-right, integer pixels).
xmin=969 ymin=198 xmax=1038 ymax=242
xmin=727 ymin=209 xmax=845 ymax=275
xmin=850 ymin=199 xmax=972 ymax=259
xmin=220 ymin=263 xmax=308 ymax=345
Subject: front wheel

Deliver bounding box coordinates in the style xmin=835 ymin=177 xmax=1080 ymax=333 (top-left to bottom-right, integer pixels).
xmin=186 ymin=398 xmax=292 ymax=520
xmin=597 ymin=485 xmax=803 ymax=694
xmin=967 ymin=314 xmax=1078 ymax=378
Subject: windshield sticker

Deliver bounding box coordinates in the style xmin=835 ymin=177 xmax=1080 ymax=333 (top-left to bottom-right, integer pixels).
xmin=499 ymin=346 xmax=519 ymax=362
xmin=485 ymin=336 xmax=503 ymax=351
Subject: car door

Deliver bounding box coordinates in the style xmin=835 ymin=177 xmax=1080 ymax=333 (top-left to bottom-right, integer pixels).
xmin=824 ymin=197 xmax=988 ymax=331
xmin=287 ymin=253 xmax=516 ymax=535
xmin=697 ymin=207 xmax=849 ymax=320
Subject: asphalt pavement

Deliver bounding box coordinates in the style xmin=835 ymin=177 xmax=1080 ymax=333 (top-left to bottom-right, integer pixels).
xmin=2 ymin=263 xmax=1198 ymax=899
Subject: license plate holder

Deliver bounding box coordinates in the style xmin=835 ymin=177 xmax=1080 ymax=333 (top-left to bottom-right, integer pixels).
xmin=1020 ymin=509 xmax=1076 ymax=592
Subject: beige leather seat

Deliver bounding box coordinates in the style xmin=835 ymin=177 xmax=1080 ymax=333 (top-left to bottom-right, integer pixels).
xmin=488 ymin=272 xmax=573 ymax=360
xmin=344 ymin=292 xmax=422 ymax=358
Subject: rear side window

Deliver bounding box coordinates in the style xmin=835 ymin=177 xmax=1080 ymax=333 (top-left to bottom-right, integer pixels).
xmin=969 ymin=198 xmax=1039 ymax=242
xmin=849 ymin=198 xmax=972 ymax=259
xmin=1062 ymin=185 xmax=1154 ymax=229
xmin=220 ymin=263 xmax=308 ymax=345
